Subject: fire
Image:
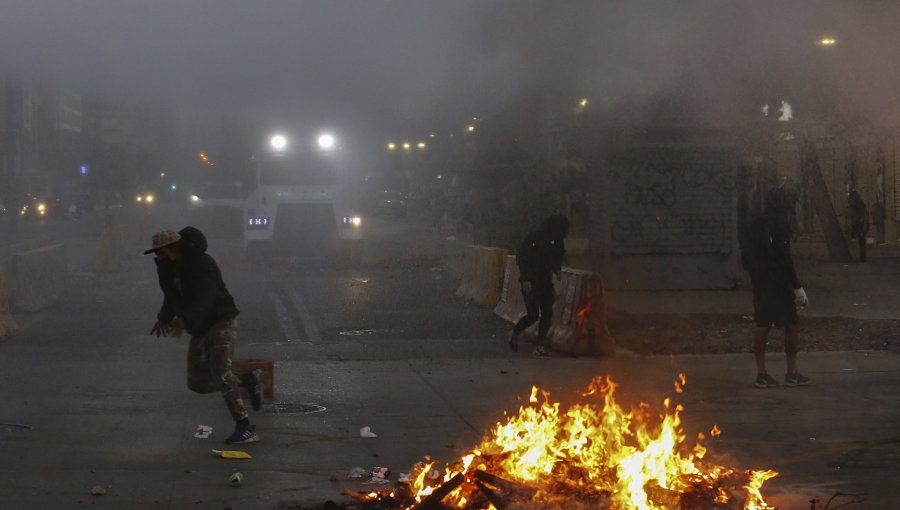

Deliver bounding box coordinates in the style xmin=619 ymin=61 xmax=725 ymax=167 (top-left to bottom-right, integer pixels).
xmin=350 ymin=375 xmax=778 ymax=509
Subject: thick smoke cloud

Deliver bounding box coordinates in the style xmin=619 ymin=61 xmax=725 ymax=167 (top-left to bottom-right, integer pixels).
xmin=2 ymin=1 xmax=898 ymax=129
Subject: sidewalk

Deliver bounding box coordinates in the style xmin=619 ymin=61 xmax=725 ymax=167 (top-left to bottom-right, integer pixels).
xmin=428 ymin=224 xmax=900 ymax=321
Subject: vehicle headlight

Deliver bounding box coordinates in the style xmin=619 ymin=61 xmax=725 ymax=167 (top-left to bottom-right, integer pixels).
xmin=145 ymin=194 xmax=154 ymax=203
xmin=190 ymin=195 xmax=201 ymax=203
xmin=37 ymin=203 xmax=46 ymax=214
xmin=342 ymin=215 xmax=362 ymax=227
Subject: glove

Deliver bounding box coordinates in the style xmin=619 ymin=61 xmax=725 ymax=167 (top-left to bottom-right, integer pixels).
xmin=150 ymin=321 xmax=170 ymax=337
xmin=168 ymin=318 xmax=186 ymax=337
xmin=794 ymin=287 xmax=808 ymax=308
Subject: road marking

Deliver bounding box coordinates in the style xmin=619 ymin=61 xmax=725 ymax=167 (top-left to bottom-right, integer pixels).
xmin=269 ymin=292 xmax=299 ymax=342
xmin=287 ymin=287 xmax=322 ymax=343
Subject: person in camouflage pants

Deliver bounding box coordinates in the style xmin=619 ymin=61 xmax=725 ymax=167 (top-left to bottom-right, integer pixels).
xmin=145 ymin=227 xmax=262 ymax=444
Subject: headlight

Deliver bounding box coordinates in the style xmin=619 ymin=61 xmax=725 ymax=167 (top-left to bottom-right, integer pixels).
xmin=190 ymin=195 xmax=201 ymax=203
xmin=145 ymin=194 xmax=154 ymax=203
xmin=37 ymin=203 xmax=46 ymax=214
xmin=135 ymin=195 xmax=143 ymax=203
xmin=342 ymin=215 xmax=362 ymax=227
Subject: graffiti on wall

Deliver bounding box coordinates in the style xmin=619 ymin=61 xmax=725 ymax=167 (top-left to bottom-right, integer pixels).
xmin=609 ymin=149 xmax=736 ymax=251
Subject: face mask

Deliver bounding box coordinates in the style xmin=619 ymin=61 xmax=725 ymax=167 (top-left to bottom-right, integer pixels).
xmin=155 ymin=257 xmax=175 ymax=270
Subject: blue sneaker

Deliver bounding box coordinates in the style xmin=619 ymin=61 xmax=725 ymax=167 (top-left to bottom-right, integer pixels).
xmin=244 ymin=369 xmax=263 ymax=411
xmin=225 ymin=424 xmax=259 ymax=444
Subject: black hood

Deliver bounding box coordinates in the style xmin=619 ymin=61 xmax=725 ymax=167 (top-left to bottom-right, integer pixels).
xmin=178 ymin=226 xmax=208 ymax=257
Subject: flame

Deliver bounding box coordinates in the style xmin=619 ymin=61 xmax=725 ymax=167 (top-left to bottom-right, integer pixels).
xmin=368 ymin=375 xmax=777 ymax=509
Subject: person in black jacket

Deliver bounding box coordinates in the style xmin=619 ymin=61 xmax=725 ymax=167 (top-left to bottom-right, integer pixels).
xmin=145 ymin=227 xmax=261 ymax=444
xmin=742 ymin=215 xmax=809 ymax=388
xmin=848 ymin=190 xmax=869 ymax=262
xmin=508 ymin=214 xmax=570 ymax=357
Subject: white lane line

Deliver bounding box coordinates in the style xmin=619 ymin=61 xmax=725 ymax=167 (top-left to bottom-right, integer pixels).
xmin=287 ymin=287 xmax=322 ymax=344
xmin=269 ymin=292 xmax=299 ymax=342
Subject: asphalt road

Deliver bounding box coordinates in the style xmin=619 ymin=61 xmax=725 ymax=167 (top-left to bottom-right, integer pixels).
xmin=1 ymin=208 xmax=899 ymax=509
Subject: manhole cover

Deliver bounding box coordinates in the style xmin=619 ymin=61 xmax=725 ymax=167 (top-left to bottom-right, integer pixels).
xmin=269 ymin=403 xmax=327 ymax=415
xmin=0 ymin=423 xmax=33 ymax=433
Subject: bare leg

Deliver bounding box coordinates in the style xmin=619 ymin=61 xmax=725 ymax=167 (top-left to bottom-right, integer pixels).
xmin=784 ymin=323 xmax=799 ymax=374
xmin=754 ymin=326 xmax=771 ymax=374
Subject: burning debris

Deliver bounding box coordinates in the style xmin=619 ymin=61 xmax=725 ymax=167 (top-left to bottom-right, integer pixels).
xmin=342 ymin=375 xmax=777 ymax=510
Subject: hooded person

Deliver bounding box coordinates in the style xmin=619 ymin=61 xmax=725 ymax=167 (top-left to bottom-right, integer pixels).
xmin=508 ymin=214 xmax=570 ymax=357
xmin=742 ymin=215 xmax=810 ymax=388
xmin=146 ymin=226 xmax=262 ymax=444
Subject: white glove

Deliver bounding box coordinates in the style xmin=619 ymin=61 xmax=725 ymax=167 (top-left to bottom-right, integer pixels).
xmin=794 ymin=287 xmax=808 ymax=308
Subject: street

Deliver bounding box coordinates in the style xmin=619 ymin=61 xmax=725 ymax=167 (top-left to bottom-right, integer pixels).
xmin=1 ymin=209 xmax=899 ymax=509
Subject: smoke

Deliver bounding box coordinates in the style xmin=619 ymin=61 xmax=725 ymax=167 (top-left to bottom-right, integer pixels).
xmin=2 ymin=1 xmax=900 ymax=129
xmin=466 ymin=1 xmax=900 ymax=126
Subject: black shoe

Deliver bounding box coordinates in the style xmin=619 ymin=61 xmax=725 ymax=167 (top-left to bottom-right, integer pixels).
xmin=243 ymin=369 xmax=263 ymax=411
xmin=508 ymin=331 xmax=519 ymax=352
xmin=784 ymin=371 xmax=810 ymax=387
xmin=754 ymin=373 xmax=780 ymax=389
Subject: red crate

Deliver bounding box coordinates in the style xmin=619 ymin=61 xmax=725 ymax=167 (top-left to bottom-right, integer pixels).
xmin=233 ymin=358 xmax=274 ymax=399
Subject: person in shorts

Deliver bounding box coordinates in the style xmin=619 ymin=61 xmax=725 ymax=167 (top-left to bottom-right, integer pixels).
xmin=743 ymin=215 xmax=810 ymax=388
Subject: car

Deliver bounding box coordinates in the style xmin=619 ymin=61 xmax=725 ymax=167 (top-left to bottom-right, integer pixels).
xmin=134 ymin=191 xmax=157 ymax=207
xmin=189 ymin=181 xmax=244 ymax=237
xmin=19 ymin=196 xmax=68 ymax=220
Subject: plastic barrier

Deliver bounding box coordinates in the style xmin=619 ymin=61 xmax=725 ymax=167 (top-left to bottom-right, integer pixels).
xmin=114 ymin=225 xmax=130 ymax=257
xmin=455 ymin=245 xmax=508 ymax=306
xmin=0 ymin=269 xmax=19 ymax=339
xmin=233 ymin=358 xmax=275 ymax=400
xmin=549 ymin=268 xmax=616 ymax=356
xmin=493 ymin=255 xmax=526 ymax=323
xmin=97 ymin=230 xmax=122 ymax=272
xmin=8 ymin=244 xmax=68 ymax=313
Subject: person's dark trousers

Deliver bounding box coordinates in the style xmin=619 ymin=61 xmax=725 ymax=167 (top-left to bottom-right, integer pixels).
xmin=857 ymin=234 xmax=867 ymax=262
xmin=513 ymin=284 xmax=555 ymax=348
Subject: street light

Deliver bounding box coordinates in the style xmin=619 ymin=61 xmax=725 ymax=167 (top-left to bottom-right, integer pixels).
xmin=270 ymin=134 xmax=287 ymax=151
xmin=317 ymin=132 xmax=335 ymax=151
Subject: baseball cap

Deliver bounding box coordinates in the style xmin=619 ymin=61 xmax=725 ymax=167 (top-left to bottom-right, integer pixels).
xmin=144 ymin=230 xmax=181 ymax=255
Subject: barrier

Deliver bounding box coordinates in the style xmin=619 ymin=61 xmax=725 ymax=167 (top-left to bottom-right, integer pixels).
xmin=114 ymin=225 xmax=130 ymax=257
xmin=97 ymin=230 xmax=122 ymax=272
xmin=9 ymin=244 xmax=68 ymax=313
xmin=0 ymin=269 xmax=19 ymax=339
xmin=233 ymin=358 xmax=275 ymax=399
xmin=455 ymin=245 xmax=507 ymax=306
xmin=548 ymin=268 xmax=616 ymax=356
xmin=493 ymin=255 xmax=526 ymax=323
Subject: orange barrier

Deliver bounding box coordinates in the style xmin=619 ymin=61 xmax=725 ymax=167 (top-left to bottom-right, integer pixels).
xmin=8 ymin=244 xmax=68 ymax=313
xmin=233 ymin=358 xmax=275 ymax=400
xmin=0 ymin=269 xmax=19 ymax=338
xmin=455 ymin=245 xmax=508 ymax=306
xmin=493 ymin=255 xmax=526 ymax=323
xmin=549 ymin=268 xmax=616 ymax=356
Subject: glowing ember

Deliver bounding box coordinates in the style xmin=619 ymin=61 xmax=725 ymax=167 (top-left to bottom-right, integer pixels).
xmin=352 ymin=375 xmax=777 ymax=510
